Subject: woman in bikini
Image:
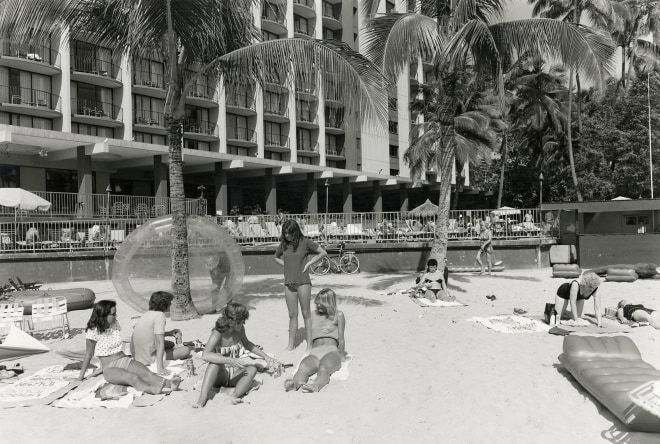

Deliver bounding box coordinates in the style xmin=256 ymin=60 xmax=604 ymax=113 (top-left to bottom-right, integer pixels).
xmin=616 ymin=300 xmax=660 ymax=329
xmin=415 ymin=258 xmax=453 ymax=302
xmin=78 ymin=300 xmax=181 ymax=394
xmin=284 ymin=288 xmax=346 ymax=393
xmin=552 ymin=272 xmax=603 ymax=327
xmin=194 ymin=302 xmax=281 ymax=407
xmin=274 ymin=219 xmax=327 ymax=351
xmin=476 ymin=222 xmax=493 ymax=275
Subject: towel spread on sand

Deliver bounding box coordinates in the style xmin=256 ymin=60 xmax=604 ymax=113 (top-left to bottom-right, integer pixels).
xmin=0 ymin=365 xmax=94 ymax=407
xmin=53 ymin=360 xmax=187 ymax=409
xmin=410 ymin=296 xmax=466 ymax=307
xmin=291 ymin=354 xmax=353 ymax=381
xmin=468 ymin=315 xmax=550 ymax=333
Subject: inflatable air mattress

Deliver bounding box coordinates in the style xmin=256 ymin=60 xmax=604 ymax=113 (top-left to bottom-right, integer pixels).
xmin=5 ymin=288 xmax=96 ymax=315
xmin=559 ymin=335 xmax=660 ymax=433
xmin=552 ymin=263 xmax=581 ymax=278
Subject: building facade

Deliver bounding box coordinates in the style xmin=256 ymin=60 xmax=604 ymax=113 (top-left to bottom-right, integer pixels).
xmin=0 ymin=0 xmax=470 ymax=216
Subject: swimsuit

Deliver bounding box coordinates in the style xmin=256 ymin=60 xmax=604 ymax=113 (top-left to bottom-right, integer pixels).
xmin=623 ymin=304 xmax=655 ymax=321
xmin=479 ymin=230 xmax=493 ymax=254
xmin=556 ymin=280 xmax=593 ymax=301
xmin=215 ymin=342 xmax=246 ymax=380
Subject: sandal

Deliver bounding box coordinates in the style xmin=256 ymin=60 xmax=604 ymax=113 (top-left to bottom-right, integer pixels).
xmin=513 ymin=308 xmax=528 ymax=315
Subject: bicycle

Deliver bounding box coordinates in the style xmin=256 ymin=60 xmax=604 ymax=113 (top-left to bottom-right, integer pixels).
xmin=311 ymin=241 xmax=360 ymax=275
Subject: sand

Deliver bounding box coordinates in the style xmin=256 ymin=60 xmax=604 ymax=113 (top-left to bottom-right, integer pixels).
xmin=2 ymin=269 xmax=660 ymax=444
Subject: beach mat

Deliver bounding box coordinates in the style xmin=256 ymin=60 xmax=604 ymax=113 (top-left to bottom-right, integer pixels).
xmin=409 ymin=295 xmax=466 ymax=308
xmin=0 ymin=365 xmax=94 ymax=408
xmin=0 ymin=325 xmax=50 ymax=361
xmin=468 ymin=315 xmax=550 ymax=333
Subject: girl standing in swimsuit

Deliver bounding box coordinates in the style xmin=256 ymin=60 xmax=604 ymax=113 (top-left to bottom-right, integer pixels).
xmin=476 ymin=222 xmax=493 ymax=275
xmin=78 ymin=300 xmax=181 ymax=394
xmin=274 ymin=219 xmax=327 ymax=351
xmin=284 ymin=288 xmax=346 ymax=393
xmin=616 ymin=300 xmax=660 ymax=329
xmin=194 ymin=303 xmax=281 ymax=407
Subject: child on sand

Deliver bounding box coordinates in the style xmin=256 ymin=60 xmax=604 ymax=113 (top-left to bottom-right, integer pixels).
xmin=284 ymin=288 xmax=346 ymax=393
xmin=194 ymin=302 xmax=281 ymax=407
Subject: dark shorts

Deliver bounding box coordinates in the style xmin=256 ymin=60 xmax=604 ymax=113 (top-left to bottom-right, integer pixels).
xmin=285 ymin=283 xmax=310 ymax=292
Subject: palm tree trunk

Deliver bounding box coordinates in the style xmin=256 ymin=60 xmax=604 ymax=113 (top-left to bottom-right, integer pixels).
xmin=497 ymin=132 xmax=507 ymax=208
xmin=620 ymin=46 xmax=626 ymax=89
xmin=431 ymin=147 xmax=452 ymax=265
xmin=566 ymin=67 xmax=583 ymax=201
xmin=165 ymin=0 xmax=197 ymax=320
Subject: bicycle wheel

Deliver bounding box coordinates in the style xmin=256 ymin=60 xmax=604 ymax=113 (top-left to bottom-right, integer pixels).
xmin=311 ymin=256 xmax=331 ymax=275
xmin=339 ymin=254 xmax=360 ymax=274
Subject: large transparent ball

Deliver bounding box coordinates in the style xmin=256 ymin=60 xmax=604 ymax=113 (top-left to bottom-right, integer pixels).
xmin=112 ymin=215 xmax=244 ymax=314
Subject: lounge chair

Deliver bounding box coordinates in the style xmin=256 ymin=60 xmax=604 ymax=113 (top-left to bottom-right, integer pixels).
xmin=264 ymin=221 xmax=281 ymax=240
xmin=0 ymin=303 xmax=25 ymax=337
xmin=303 ymin=224 xmax=322 ymax=239
xmin=559 ymin=335 xmax=660 ymax=432
xmin=25 ymin=296 xmax=70 ymax=339
xmin=7 ymin=278 xmax=23 ymax=291
xmin=16 ymin=276 xmax=41 ymax=290
xmin=344 ymin=223 xmax=367 ymax=242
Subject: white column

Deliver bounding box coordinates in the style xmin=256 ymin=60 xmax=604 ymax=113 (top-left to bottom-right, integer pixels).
xmin=59 ymin=27 xmax=71 ymax=133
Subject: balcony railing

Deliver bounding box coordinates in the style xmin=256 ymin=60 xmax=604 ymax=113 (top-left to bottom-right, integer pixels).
xmin=294 ymin=0 xmax=315 ymax=8
xmin=213 ymin=208 xmax=559 ymax=245
xmin=183 ymin=119 xmax=218 ymax=136
xmin=265 ymin=134 xmax=290 ymax=148
xmin=226 ymin=126 xmax=257 ymax=143
xmin=264 ymin=104 xmax=289 ymax=118
xmin=0 ymin=85 xmax=61 ymax=112
xmin=187 ymin=84 xmax=218 ymax=102
xmin=325 ymin=116 xmax=343 ymax=129
xmin=134 ymin=110 xmax=165 ymax=127
xmin=297 ymin=111 xmax=318 ymax=125
xmin=226 ymin=92 xmax=256 ymax=111
xmin=71 ymin=98 xmax=122 ymax=120
xmin=262 ymin=7 xmax=286 ymax=24
xmin=71 ymin=55 xmax=121 ymax=81
xmin=322 ymin=5 xmax=342 ymax=21
xmin=133 ymin=70 xmax=165 ymax=89
xmin=294 ymin=22 xmax=315 ymax=37
xmin=326 ymin=144 xmax=344 ymax=157
xmin=297 ymin=140 xmax=318 ymax=152
xmin=0 ymin=40 xmax=61 ymax=67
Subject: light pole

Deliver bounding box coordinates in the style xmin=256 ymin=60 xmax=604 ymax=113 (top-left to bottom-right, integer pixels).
xmin=539 ymin=173 xmax=544 ymax=238
xmin=324 ymin=179 xmax=330 ymax=241
xmin=105 ymin=184 xmax=112 ymax=250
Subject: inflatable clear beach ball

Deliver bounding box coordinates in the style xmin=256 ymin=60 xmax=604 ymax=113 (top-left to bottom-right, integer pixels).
xmin=112 ymin=215 xmax=245 ymax=314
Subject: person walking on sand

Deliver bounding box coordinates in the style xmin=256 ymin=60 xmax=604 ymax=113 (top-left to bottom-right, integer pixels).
xmin=476 ymin=222 xmax=493 ymax=275
xmin=274 ymin=219 xmax=327 ymax=351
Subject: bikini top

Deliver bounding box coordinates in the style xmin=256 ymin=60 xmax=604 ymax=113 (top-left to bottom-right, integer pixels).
xmin=215 ymin=342 xmax=245 ymax=358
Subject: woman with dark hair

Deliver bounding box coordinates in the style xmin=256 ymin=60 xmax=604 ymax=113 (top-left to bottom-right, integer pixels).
xmin=78 ymin=300 xmax=181 ymax=394
xmin=274 ymin=219 xmax=326 ymax=351
xmin=194 ymin=302 xmax=281 ymax=407
xmin=415 ymin=259 xmax=453 ymax=302
xmin=131 ymin=291 xmax=192 ymax=375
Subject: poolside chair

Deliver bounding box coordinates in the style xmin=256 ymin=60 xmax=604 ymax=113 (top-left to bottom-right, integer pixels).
xmin=134 ymin=203 xmax=149 ymax=219
xmin=0 ymin=303 xmax=25 ymax=337
xmin=344 ymin=224 xmax=367 ymax=242
xmin=264 ymin=221 xmax=281 ymax=240
xmin=303 ymin=224 xmax=322 ymax=239
xmin=7 ymin=278 xmax=23 ymax=291
xmin=16 ymin=276 xmax=41 ymax=290
xmin=26 ymin=296 xmax=70 ymax=339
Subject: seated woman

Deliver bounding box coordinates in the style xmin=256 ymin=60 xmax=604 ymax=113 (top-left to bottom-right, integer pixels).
xmin=415 ymin=259 xmax=452 ymax=302
xmin=284 ymin=288 xmax=346 ymax=393
xmin=78 ymin=300 xmax=181 ymax=394
xmin=552 ymin=272 xmax=603 ymax=327
xmin=616 ymin=300 xmax=660 ymax=329
xmin=194 ymin=302 xmax=279 ymax=407
xmin=131 ymin=291 xmax=192 ymax=375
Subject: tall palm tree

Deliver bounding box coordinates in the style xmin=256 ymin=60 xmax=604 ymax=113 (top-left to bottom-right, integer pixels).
xmin=361 ymin=0 xmax=615 ymax=264
xmin=1 ymin=0 xmax=387 ymax=319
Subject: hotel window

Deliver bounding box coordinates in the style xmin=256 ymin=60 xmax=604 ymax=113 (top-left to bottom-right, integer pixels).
xmin=0 ymin=112 xmax=52 ymax=130
xmin=265 ymin=121 xmax=282 ymax=145
xmin=228 ymin=145 xmax=249 ymax=156
xmin=388 ymin=120 xmax=398 ymax=134
xmin=265 ymin=151 xmax=283 ymax=161
xmin=134 ymin=95 xmax=165 ymax=125
xmin=297 ymin=128 xmax=313 ymax=150
xmin=264 ymin=91 xmax=284 ymax=114
xmin=0 ymin=165 xmax=19 ymax=188
xmin=133 ymin=59 xmax=164 ymax=88
xmin=46 ymin=168 xmax=79 ymax=193
xmin=262 ymin=30 xmax=280 ymax=41
xmin=294 ymin=15 xmax=310 ymax=35
xmin=134 ymin=132 xmax=166 ymax=145
xmin=389 ymin=145 xmax=398 ymax=157
xmin=296 ymin=100 xmax=314 ymax=122
xmin=299 ymin=157 xmax=312 ymax=165
xmin=183 ymin=139 xmax=210 ymax=151
xmin=0 ymin=68 xmax=51 ymax=107
xmin=322 ymin=27 xmax=335 ymax=40
xmin=71 ymin=41 xmax=114 ymax=76
xmin=390 ymin=169 xmax=399 ymax=176
xmin=72 ymin=82 xmax=114 ymax=117
xmin=72 ymin=123 xmax=114 ymax=138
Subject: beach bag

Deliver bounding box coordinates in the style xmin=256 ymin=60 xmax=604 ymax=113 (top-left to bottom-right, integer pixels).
xmin=544 ymin=303 xmax=557 ymax=325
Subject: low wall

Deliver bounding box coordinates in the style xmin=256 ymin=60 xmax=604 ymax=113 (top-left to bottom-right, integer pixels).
xmin=578 ymin=234 xmax=660 ymax=267
xmin=0 ymin=238 xmax=555 ymax=284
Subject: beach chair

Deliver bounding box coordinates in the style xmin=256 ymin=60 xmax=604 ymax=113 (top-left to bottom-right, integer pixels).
xmin=26 ymin=296 xmax=70 ymax=339
xmin=303 ymin=224 xmax=322 ymax=239
xmin=345 ymin=224 xmax=367 ymax=242
xmin=248 ymin=223 xmax=270 ymax=241
xmin=134 ymin=203 xmax=149 ymax=220
xmin=323 ymin=223 xmax=343 ymax=243
xmin=16 ymin=276 xmax=41 ymax=290
xmin=264 ymin=221 xmax=281 ymax=240
xmin=7 ymin=278 xmax=23 ymax=291
xmin=0 ymin=303 xmax=25 ymax=337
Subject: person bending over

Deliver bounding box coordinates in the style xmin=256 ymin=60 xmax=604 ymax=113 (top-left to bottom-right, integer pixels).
xmin=78 ymin=300 xmax=181 ymax=394
xmin=131 ymin=291 xmax=192 ymax=375
xmin=284 ymin=288 xmax=346 ymax=393
xmin=194 ymin=302 xmax=280 ymax=407
xmin=553 ymin=272 xmax=603 ymax=327
xmin=617 ymin=300 xmax=660 ymax=329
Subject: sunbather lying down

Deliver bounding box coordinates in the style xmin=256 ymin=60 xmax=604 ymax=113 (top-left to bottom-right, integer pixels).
xmin=617 ymin=300 xmax=660 ymax=329
xmin=414 ymin=259 xmax=454 ymax=303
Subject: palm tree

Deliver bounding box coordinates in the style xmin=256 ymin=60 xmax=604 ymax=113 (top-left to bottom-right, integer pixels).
xmin=405 ymin=69 xmax=502 ymax=261
xmin=361 ymin=0 xmax=615 ymax=264
xmin=1 ymin=0 xmax=387 ymax=319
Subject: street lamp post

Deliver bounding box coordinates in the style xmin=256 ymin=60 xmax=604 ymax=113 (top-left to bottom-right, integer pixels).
xmin=539 ymin=173 xmax=544 ymax=238
xmin=105 ymin=184 xmax=112 ymax=250
xmin=324 ymin=180 xmax=330 ymax=240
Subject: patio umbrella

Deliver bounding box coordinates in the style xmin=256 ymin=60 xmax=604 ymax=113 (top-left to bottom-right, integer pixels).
xmin=0 ymin=188 xmax=51 ymax=219
xmin=408 ymin=199 xmax=439 ymax=218
xmin=492 ymin=206 xmax=521 ymax=216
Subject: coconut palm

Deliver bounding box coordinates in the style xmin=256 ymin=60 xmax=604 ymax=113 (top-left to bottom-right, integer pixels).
xmin=1 ymin=0 xmax=387 ymax=319
xmin=361 ymin=0 xmax=615 ymax=264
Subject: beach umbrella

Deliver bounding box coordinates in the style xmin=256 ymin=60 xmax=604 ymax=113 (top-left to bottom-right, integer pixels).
xmin=0 ymin=188 xmax=51 ymax=220
xmin=408 ymin=199 xmax=439 ymax=218
xmin=612 ymin=196 xmax=631 ymax=201
xmin=492 ymin=206 xmax=521 ymax=216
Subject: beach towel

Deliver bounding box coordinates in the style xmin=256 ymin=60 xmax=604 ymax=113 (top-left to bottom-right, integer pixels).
xmin=0 ymin=365 xmax=94 ymax=408
xmin=468 ymin=315 xmax=550 ymax=333
xmin=409 ymin=295 xmax=466 ymax=308
xmin=53 ymin=360 xmax=187 ymax=409
xmin=291 ymin=354 xmax=353 ymax=381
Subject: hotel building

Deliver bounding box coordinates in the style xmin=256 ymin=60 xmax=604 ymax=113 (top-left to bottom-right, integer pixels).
xmin=0 ymin=0 xmax=471 ymax=216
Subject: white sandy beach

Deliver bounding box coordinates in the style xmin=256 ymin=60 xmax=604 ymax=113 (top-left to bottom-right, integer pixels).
xmin=2 ymin=268 xmax=660 ymax=444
